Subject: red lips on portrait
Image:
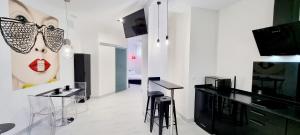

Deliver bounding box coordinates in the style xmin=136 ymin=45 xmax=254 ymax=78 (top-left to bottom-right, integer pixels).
xmin=29 ymin=59 xmax=51 ymax=72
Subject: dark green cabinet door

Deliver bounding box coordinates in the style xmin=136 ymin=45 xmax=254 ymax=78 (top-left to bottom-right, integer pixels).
xmin=287 ymin=120 xmax=300 ymax=135
xmin=214 ymin=97 xmax=238 ymax=135
xmin=242 ymin=107 xmax=286 ymax=135
xmin=273 ymin=0 xmax=300 ymax=25
xmin=214 ymin=97 xmax=250 ymax=135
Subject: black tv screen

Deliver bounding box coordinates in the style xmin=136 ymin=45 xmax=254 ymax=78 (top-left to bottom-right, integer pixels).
xmin=252 ymin=62 xmax=300 ymax=102
xmin=252 ymin=21 xmax=300 ymax=56
xmin=123 ymin=9 xmax=148 ymax=38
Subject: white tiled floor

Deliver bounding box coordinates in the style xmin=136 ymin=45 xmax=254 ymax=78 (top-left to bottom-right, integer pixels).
xmin=25 ymin=85 xmax=209 ymax=135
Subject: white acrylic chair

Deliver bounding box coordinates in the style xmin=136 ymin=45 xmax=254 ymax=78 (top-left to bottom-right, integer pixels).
xmin=74 ymin=82 xmax=87 ymax=102
xmin=27 ymin=95 xmax=56 ymax=135
xmin=74 ymin=82 xmax=88 ymax=113
xmin=63 ymin=82 xmax=88 ymax=120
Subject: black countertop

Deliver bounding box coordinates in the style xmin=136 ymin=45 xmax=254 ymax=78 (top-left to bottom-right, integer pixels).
xmin=195 ymin=86 xmax=300 ymax=123
xmin=151 ymin=80 xmax=184 ymax=90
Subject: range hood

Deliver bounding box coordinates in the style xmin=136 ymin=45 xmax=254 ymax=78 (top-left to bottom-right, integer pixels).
xmin=252 ymin=22 xmax=300 ymax=56
xmin=252 ymin=0 xmax=300 ymax=56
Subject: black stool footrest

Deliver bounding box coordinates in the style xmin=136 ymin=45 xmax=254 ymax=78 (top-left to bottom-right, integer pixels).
xmin=150 ymin=96 xmax=178 ymax=135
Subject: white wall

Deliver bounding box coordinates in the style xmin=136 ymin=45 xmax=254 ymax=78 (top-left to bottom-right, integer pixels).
xmin=73 ymin=11 xmax=128 ymax=98
xmin=167 ymin=7 xmax=218 ymax=120
xmin=98 ymin=45 xmax=116 ymax=96
xmin=186 ymin=8 xmax=218 ymax=119
xmin=147 ymin=0 xmax=168 ymax=78
xmin=167 ymin=10 xmax=191 ymax=119
xmin=217 ymin=0 xmax=300 ymax=92
xmin=147 ymin=3 xmax=219 ymax=120
xmin=75 ymin=28 xmax=100 ymax=97
xmin=0 ymin=0 xmax=74 ymax=134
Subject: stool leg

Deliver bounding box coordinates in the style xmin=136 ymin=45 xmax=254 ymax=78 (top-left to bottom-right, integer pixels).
xmin=165 ymin=103 xmax=170 ymax=129
xmin=150 ymin=97 xmax=156 ymax=132
xmin=144 ymin=96 xmax=150 ymax=123
xmin=159 ymin=103 xmax=164 ymax=135
xmin=173 ymin=101 xmax=178 ymax=135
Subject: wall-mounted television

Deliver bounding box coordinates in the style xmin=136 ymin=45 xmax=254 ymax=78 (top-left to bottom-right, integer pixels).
xmin=122 ymin=9 xmax=148 ymax=38
xmin=252 ymin=62 xmax=300 ymax=103
xmin=252 ymin=21 xmax=300 ymax=56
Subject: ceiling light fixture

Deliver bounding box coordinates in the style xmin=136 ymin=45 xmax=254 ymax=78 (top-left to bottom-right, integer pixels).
xmin=157 ymin=1 xmax=161 ymax=47
xmin=117 ymin=18 xmax=124 ymax=23
xmin=62 ymin=0 xmax=74 ymax=59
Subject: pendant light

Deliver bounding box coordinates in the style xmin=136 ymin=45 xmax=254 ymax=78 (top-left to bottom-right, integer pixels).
xmin=62 ymin=0 xmax=74 ymax=59
xmin=156 ymin=1 xmax=161 ymax=47
xmin=165 ymin=0 xmax=169 ymax=46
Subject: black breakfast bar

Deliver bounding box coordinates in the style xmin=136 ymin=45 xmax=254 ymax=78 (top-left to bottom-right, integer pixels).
xmin=151 ymin=80 xmax=183 ymax=135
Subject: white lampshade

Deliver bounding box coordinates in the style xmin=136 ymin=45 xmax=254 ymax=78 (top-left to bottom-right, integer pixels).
xmin=61 ymin=44 xmax=73 ymax=59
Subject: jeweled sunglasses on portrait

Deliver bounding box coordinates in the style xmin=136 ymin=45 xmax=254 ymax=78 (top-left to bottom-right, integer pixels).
xmin=0 ymin=17 xmax=64 ymax=54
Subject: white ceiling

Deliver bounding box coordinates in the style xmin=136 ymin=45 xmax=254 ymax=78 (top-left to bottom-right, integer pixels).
xmin=40 ymin=0 xmax=241 ymax=42
xmin=189 ymin=0 xmax=241 ymax=10
xmin=68 ymin=0 xmax=147 ymax=35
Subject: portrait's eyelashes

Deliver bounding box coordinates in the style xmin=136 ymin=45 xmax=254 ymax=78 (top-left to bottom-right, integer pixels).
xmin=15 ymin=15 xmax=28 ymax=23
xmin=0 ymin=17 xmax=64 ymax=54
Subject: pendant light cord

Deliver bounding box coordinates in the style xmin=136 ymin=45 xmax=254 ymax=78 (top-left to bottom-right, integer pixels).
xmin=64 ymin=1 xmax=69 ymax=40
xmin=166 ymin=0 xmax=168 ymax=36
xmin=157 ymin=1 xmax=160 ymax=41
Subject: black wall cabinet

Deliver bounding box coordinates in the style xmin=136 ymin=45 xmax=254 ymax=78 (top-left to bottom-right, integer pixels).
xmin=74 ymin=53 xmax=91 ymax=99
xmin=287 ymin=120 xmax=300 ymax=135
xmin=273 ymin=0 xmax=300 ymax=25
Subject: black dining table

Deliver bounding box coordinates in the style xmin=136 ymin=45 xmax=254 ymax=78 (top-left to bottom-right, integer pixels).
xmin=0 ymin=123 xmax=15 ymax=134
xmin=36 ymin=88 xmax=81 ymax=126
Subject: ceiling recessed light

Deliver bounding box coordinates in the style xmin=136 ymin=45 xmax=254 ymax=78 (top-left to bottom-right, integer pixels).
xmin=117 ymin=18 xmax=124 ymax=23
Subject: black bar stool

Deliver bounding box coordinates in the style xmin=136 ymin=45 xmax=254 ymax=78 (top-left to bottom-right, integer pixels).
xmin=152 ymin=96 xmax=178 ymax=135
xmin=144 ymin=77 xmax=165 ymax=132
xmin=145 ymin=91 xmax=164 ymax=130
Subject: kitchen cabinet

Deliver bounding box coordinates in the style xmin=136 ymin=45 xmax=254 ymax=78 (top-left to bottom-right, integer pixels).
xmin=194 ymin=89 xmax=215 ymax=134
xmin=287 ymin=120 xmax=300 ymax=135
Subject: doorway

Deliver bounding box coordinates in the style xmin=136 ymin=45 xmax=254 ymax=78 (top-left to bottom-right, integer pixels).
xmin=98 ymin=43 xmax=127 ymax=96
xmin=127 ymin=36 xmax=143 ymax=87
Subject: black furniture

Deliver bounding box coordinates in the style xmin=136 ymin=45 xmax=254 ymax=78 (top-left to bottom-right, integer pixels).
xmin=0 ymin=123 xmax=15 ymax=134
xmin=273 ymin=0 xmax=300 ymax=25
xmin=205 ymin=76 xmax=232 ymax=91
xmin=145 ymin=77 xmax=164 ymax=132
xmin=36 ymin=88 xmax=81 ymax=126
xmin=154 ymin=96 xmax=178 ymax=135
xmin=74 ymin=53 xmax=91 ymax=99
xmin=287 ymin=119 xmax=300 ymax=135
xmin=128 ymin=79 xmax=141 ymax=85
xmin=150 ymin=79 xmax=183 ymax=135
xmin=146 ymin=91 xmax=164 ymax=132
xmin=194 ymin=85 xmax=300 ymax=135
xmin=194 ymin=85 xmax=215 ymax=134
